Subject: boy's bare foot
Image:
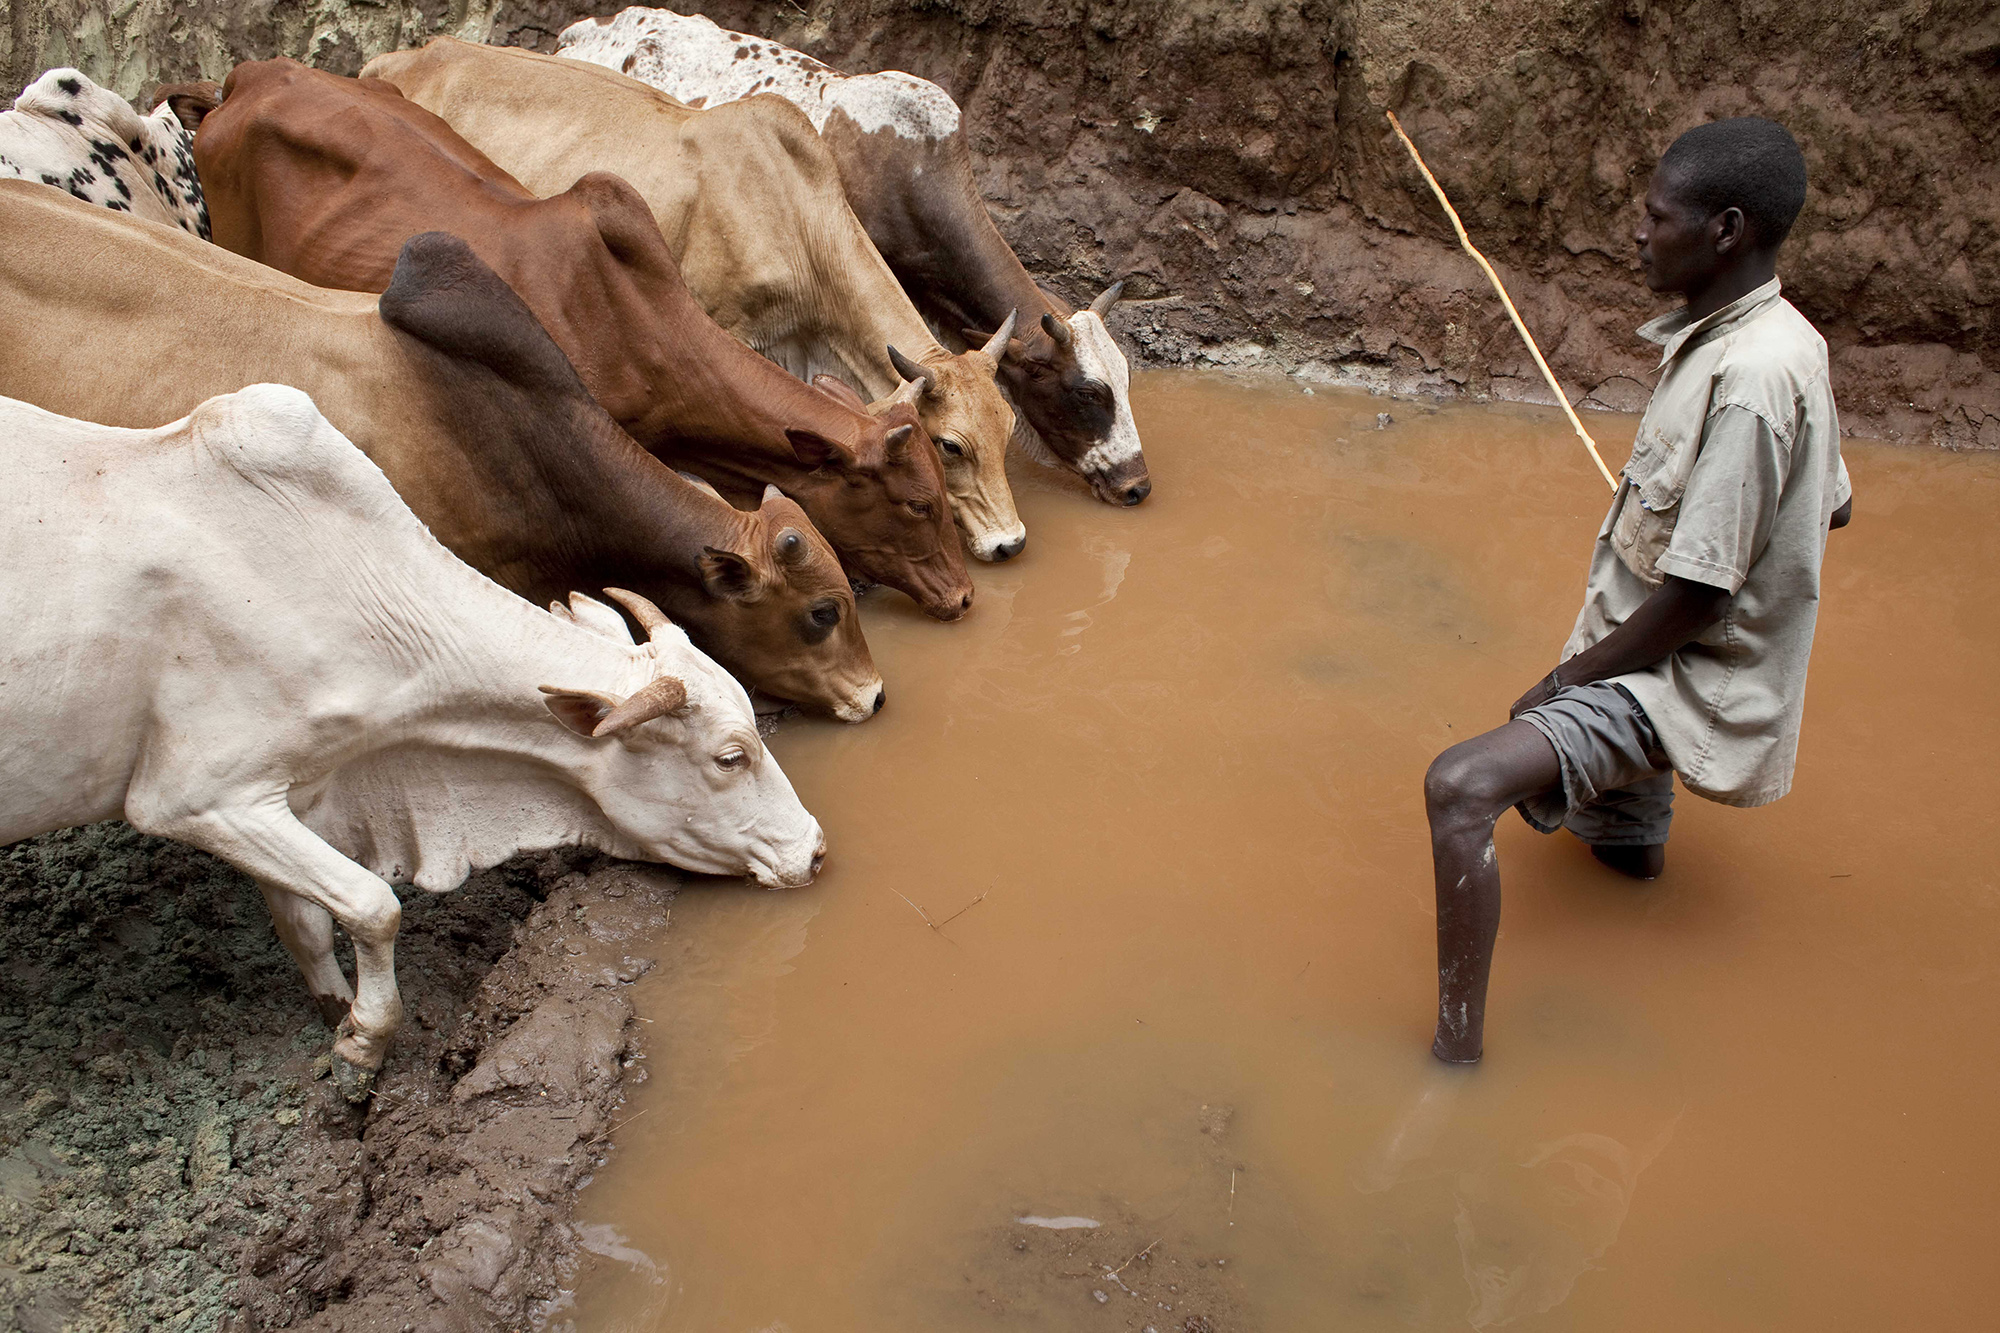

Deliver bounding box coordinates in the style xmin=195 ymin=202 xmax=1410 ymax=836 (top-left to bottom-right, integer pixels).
xmin=1590 ymin=843 xmax=1666 ymax=880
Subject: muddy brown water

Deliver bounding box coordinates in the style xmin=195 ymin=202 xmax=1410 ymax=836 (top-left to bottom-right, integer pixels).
xmin=559 ymin=373 xmax=1998 ymax=1331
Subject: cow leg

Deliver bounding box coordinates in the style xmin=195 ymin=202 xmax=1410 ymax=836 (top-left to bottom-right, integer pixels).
xmin=257 ymin=883 xmax=354 ymax=1027
xmin=140 ymin=794 xmax=404 ymax=1098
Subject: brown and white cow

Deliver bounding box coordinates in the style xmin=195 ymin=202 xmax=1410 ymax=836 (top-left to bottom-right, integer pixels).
xmin=0 ymin=179 xmax=887 ymax=722
xmin=193 ymin=57 xmax=974 ymax=619
xmin=558 ymin=10 xmax=1153 ymax=506
xmin=0 ymin=67 xmax=208 ymax=237
xmin=362 ymin=38 xmax=1031 ymax=563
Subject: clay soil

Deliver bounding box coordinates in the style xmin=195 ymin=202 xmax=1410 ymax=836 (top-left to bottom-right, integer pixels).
xmin=0 ymin=824 xmax=673 ymax=1332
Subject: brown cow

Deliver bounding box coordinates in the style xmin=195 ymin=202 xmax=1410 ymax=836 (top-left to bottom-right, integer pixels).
xmin=0 ymin=180 xmax=887 ymax=721
xmin=557 ymin=10 xmax=1153 ymax=507
xmin=193 ymin=57 xmax=973 ymax=620
xmin=363 ymin=38 xmax=1031 ymax=563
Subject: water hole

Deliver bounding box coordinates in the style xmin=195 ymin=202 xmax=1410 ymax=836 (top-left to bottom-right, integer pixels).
xmin=563 ymin=372 xmax=2000 ymax=1331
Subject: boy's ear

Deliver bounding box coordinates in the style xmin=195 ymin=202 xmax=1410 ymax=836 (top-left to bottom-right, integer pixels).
xmin=1713 ymin=205 xmax=1749 ymax=255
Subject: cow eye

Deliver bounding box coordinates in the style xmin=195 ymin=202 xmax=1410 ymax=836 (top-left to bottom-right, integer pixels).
xmin=777 ymin=530 xmax=804 ymax=561
xmin=907 ymin=500 xmax=933 ymax=518
xmin=715 ymin=745 xmax=749 ymax=772
xmin=809 ymin=601 xmax=841 ymax=629
xmin=937 ymin=437 xmax=964 ymax=457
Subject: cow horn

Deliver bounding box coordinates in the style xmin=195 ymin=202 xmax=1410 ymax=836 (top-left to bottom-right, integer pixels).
xmin=981 ymin=309 xmax=1018 ymax=360
xmin=600 ymin=587 xmax=672 ymax=639
xmin=675 ymin=470 xmax=724 ymax=501
xmin=1040 ymin=311 xmax=1072 ymax=349
xmin=593 ymin=674 xmax=691 ymax=736
xmin=1089 ymin=279 xmax=1126 ymax=318
xmin=886 ymin=344 xmax=932 ymax=396
xmin=761 ymin=483 xmax=787 ymax=505
xmin=887 ymin=377 xmax=925 ymax=408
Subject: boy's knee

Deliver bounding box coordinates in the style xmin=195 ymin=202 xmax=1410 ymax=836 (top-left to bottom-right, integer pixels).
xmin=1424 ymin=745 xmax=1507 ymax=824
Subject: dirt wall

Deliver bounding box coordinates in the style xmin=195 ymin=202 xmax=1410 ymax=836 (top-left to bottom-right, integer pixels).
xmin=4 ymin=0 xmax=1993 ymax=443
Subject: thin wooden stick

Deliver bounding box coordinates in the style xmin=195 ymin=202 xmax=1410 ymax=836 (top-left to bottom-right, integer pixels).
xmin=584 ymin=1106 xmax=651 ymax=1148
xmin=1385 ymin=109 xmax=1618 ymax=491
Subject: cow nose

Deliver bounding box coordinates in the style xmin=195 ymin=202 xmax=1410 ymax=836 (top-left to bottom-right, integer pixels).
xmin=872 ymin=689 xmax=885 ymax=714
xmin=959 ymin=591 xmax=973 ymax=612
xmin=811 ymin=843 xmax=827 ymax=877
xmin=992 ymin=534 xmax=1027 ymax=562
xmin=1121 ymin=479 xmax=1151 ymax=506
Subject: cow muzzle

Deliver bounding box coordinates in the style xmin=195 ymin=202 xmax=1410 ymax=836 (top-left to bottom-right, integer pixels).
xmin=1089 ymin=463 xmax=1153 ymax=507
xmin=829 ymin=675 xmax=888 ymax=724
xmin=748 ymin=825 xmax=827 ymax=889
xmin=970 ymin=522 xmax=1029 ymax=563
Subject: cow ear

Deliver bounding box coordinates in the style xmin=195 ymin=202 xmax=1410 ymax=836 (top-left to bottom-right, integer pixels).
xmin=700 ymin=546 xmax=761 ymax=601
xmin=552 ymin=592 xmax=638 ymax=644
xmin=786 ymin=428 xmax=852 ymax=470
xmin=811 ymin=374 xmax=869 ymax=413
xmin=539 ymin=686 xmax=622 ymax=737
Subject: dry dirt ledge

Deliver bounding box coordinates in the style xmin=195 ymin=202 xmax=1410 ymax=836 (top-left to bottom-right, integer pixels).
xmin=0 ymin=824 xmax=674 ymax=1332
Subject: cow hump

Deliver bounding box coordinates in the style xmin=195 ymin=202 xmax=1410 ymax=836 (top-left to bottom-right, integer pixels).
xmin=378 ymin=231 xmax=586 ymax=398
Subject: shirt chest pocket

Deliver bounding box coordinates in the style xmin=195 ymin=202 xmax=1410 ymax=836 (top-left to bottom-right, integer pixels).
xmin=1611 ymin=421 xmax=1702 ymax=586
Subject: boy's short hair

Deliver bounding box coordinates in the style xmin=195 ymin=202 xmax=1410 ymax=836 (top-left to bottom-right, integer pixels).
xmin=1658 ymin=117 xmax=1808 ymax=249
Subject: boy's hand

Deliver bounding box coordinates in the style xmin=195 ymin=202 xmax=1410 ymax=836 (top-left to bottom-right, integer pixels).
xmin=1509 ymin=667 xmax=1567 ymax=719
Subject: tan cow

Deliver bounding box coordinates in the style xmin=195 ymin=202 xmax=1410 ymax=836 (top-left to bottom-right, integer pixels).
xmin=364 ymin=38 xmax=1031 ymax=565
xmin=0 ymin=180 xmax=887 ymax=721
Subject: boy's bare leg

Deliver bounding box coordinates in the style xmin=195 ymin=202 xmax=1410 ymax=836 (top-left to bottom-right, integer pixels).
xmin=1423 ymin=721 xmax=1564 ymax=1063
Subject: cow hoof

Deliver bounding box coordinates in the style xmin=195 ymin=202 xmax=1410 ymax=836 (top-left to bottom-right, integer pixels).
xmin=332 ymin=1053 xmax=376 ymax=1104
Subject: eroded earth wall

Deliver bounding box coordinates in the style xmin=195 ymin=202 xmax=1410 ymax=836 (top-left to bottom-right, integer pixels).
xmin=6 ymin=0 xmax=1995 ymax=442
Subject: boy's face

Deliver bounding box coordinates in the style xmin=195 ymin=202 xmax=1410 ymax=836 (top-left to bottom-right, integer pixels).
xmin=1634 ymin=167 xmax=1721 ymax=295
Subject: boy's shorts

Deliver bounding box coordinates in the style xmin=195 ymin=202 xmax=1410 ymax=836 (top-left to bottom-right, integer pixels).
xmin=1514 ymin=680 xmax=1675 ymax=846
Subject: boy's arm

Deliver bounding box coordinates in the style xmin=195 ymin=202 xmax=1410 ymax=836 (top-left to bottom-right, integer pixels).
xmin=1511 ymin=576 xmax=1728 ymax=716
xmin=1513 ymin=402 xmax=1785 ymax=717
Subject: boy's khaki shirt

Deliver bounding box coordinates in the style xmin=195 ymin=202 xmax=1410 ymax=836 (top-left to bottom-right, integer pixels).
xmin=1562 ymin=278 xmax=1850 ymax=807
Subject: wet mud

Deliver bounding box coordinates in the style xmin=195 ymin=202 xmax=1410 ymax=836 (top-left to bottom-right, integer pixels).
xmin=0 ymin=826 xmax=673 ymax=1332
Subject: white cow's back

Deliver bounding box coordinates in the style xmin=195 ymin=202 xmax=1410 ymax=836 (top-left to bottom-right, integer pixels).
xmin=558 ymin=8 xmax=961 ymax=141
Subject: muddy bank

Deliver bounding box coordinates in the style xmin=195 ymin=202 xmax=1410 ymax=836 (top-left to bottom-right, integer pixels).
xmin=0 ymin=823 xmax=673 ymax=1331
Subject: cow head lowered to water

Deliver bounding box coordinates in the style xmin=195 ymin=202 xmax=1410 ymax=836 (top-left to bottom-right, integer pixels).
xmin=977 ymin=282 xmax=1153 ymax=508
xmin=0 ymin=384 xmax=823 ymax=1096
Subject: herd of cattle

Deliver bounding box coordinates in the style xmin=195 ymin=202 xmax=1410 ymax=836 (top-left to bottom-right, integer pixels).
xmin=0 ymin=10 xmax=1150 ymax=1098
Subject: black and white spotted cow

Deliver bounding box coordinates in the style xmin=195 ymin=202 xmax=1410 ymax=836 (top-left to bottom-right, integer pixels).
xmin=0 ymin=68 xmax=209 ymax=239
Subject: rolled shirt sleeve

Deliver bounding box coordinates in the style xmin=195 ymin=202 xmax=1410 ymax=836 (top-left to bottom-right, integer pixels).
xmin=1654 ymin=404 xmax=1788 ymax=595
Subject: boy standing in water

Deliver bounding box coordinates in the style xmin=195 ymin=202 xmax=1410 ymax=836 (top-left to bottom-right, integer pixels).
xmin=1423 ymin=118 xmax=1852 ymax=1063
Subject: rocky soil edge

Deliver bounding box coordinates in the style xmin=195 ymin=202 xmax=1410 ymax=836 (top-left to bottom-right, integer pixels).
xmin=1 ymin=824 xmax=675 ymax=1333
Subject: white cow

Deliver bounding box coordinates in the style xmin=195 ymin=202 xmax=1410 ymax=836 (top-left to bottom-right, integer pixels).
xmin=558 ymin=9 xmax=1155 ymax=507
xmin=0 ymin=384 xmax=823 ymax=1098
xmin=0 ymin=67 xmax=209 ymax=237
